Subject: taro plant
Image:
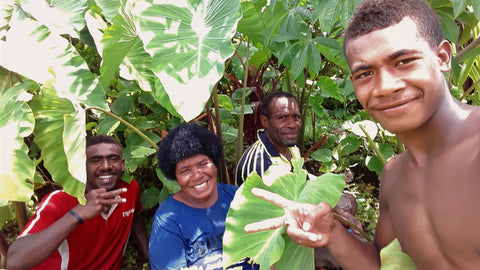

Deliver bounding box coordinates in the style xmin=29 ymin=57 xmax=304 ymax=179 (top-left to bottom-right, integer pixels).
xmin=223 ymin=155 xmax=345 ymax=269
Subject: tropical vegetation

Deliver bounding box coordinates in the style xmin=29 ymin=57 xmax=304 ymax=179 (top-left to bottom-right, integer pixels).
xmin=0 ymin=0 xmax=479 ymax=268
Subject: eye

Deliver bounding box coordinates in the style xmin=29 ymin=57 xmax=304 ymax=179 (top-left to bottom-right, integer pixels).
xmin=354 ymin=71 xmax=373 ymax=80
xmin=179 ymin=168 xmax=191 ymax=175
xmin=108 ymin=156 xmax=122 ymax=163
xmin=89 ymin=157 xmax=101 ymax=163
xmin=397 ymin=57 xmax=418 ymax=66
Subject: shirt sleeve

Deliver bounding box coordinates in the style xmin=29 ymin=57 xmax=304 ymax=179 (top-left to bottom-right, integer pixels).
xmin=149 ymin=207 xmax=188 ymax=270
xmin=19 ymin=191 xmax=69 ymax=237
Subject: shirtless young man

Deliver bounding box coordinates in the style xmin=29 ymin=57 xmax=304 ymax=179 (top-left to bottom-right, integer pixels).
xmin=244 ymin=0 xmax=480 ymax=269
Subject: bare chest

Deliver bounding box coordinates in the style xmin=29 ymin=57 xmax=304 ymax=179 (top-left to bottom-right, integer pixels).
xmin=385 ymin=142 xmax=480 ymax=269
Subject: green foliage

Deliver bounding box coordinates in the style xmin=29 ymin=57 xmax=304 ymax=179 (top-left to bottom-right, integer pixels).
xmin=0 ymin=0 xmax=479 ymax=266
xmin=380 ymin=239 xmax=417 ymax=270
xmin=224 ymin=157 xmax=345 ymax=269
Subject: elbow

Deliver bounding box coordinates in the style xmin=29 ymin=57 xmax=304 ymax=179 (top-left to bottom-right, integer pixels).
xmin=7 ymin=248 xmax=33 ymax=270
xmin=7 ymin=253 xmax=25 ymax=270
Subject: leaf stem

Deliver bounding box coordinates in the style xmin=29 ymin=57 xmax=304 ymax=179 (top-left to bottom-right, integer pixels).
xmin=332 ymin=212 xmax=373 ymax=243
xmin=86 ymin=107 xmax=158 ymax=150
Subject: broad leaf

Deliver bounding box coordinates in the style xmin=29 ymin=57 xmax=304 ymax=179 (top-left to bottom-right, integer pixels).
xmin=30 ymin=86 xmax=87 ymax=203
xmin=19 ymin=0 xmax=87 ymax=37
xmin=380 ymin=238 xmax=417 ymax=270
xmin=100 ymin=7 xmax=157 ymax=93
xmin=224 ymin=156 xmax=345 ymax=269
xmin=0 ymin=82 xmax=36 ymax=201
xmin=133 ymin=0 xmax=242 ymax=121
xmin=1 ymin=4 xmax=109 ymax=202
xmin=317 ymin=76 xmax=343 ymax=102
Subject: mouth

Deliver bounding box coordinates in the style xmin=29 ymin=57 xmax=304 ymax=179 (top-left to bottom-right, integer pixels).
xmin=371 ymin=97 xmax=417 ymax=115
xmin=97 ymin=174 xmax=117 ymax=185
xmin=192 ymin=180 xmax=208 ymax=190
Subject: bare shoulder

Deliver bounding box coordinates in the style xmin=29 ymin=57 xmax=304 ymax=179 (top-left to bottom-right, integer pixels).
xmin=378 ymin=152 xmax=408 ymax=195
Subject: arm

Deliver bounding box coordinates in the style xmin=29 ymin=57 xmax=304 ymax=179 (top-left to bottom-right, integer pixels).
xmin=244 ymin=188 xmax=381 ymax=270
xmin=149 ymin=217 xmax=189 ymax=270
xmin=7 ymin=188 xmax=127 ymax=270
xmin=133 ymin=214 xmax=149 ymax=262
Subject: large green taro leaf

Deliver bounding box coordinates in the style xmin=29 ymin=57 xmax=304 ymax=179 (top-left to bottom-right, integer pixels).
xmin=18 ymin=0 xmax=87 ymax=38
xmin=100 ymin=7 xmax=157 ymax=93
xmin=133 ymin=0 xmax=241 ymax=121
xmin=0 ymin=82 xmax=36 ymax=201
xmin=224 ymin=157 xmax=345 ymax=270
xmin=30 ymin=86 xmax=87 ymax=203
xmin=0 ymin=5 xmax=109 ymax=203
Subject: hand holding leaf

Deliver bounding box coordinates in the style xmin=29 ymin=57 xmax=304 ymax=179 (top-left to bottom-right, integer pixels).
xmin=244 ymin=187 xmax=335 ymax=248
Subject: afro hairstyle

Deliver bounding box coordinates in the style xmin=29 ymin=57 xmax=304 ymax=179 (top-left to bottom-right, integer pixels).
xmin=157 ymin=124 xmax=224 ymax=180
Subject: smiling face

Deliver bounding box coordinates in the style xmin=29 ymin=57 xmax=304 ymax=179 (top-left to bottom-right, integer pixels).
xmin=86 ymin=142 xmax=125 ymax=191
xmin=174 ymin=154 xmax=218 ymax=208
xmin=261 ymin=96 xmax=302 ymax=150
xmin=346 ymin=17 xmax=451 ymax=134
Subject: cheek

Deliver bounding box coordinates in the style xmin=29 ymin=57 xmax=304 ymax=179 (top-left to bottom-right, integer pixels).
xmin=353 ymin=88 xmax=369 ymax=108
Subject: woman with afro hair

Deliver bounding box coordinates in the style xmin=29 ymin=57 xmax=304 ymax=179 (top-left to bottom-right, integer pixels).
xmin=149 ymin=124 xmax=257 ymax=270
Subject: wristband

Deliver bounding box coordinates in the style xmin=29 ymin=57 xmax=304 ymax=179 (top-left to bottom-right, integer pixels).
xmin=68 ymin=210 xmax=84 ymax=224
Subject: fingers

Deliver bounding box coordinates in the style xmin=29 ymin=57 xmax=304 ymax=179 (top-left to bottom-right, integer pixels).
xmin=244 ymin=216 xmax=286 ymax=233
xmin=84 ymin=188 xmax=127 ymax=211
xmin=251 ymin=188 xmax=294 ymax=208
xmin=288 ymin=225 xmax=324 ymax=247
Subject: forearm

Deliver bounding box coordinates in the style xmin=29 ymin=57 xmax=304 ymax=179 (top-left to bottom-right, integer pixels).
xmin=326 ymin=220 xmax=380 ymax=270
xmin=133 ymin=215 xmax=149 ymax=261
xmin=7 ymin=212 xmax=80 ymax=269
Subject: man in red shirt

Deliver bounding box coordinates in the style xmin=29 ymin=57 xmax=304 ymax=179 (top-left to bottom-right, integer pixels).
xmin=7 ymin=135 xmax=149 ymax=269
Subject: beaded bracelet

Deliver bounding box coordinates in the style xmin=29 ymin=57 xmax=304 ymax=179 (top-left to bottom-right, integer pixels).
xmin=68 ymin=210 xmax=84 ymax=224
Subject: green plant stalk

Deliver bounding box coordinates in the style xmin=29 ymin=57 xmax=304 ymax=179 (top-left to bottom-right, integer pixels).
xmin=235 ymin=37 xmax=250 ymax=164
xmin=359 ymin=125 xmax=387 ymax=166
xmin=455 ymin=35 xmax=480 ymax=62
xmin=460 ymin=77 xmax=480 ymax=101
xmin=86 ymin=107 xmax=158 ymax=150
xmin=332 ymin=212 xmax=373 ymax=243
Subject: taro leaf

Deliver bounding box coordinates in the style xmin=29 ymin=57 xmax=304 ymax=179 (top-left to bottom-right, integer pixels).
xmin=99 ymin=8 xmax=157 ymax=94
xmin=133 ymin=0 xmax=242 ymax=122
xmin=0 ymin=82 xmax=36 ymax=202
xmin=224 ymin=156 xmax=345 ymax=269
xmin=19 ymin=0 xmax=87 ymax=38
xmin=380 ymin=238 xmax=417 ymax=270
xmin=1 ymin=5 xmax=109 ymax=203
xmin=30 ymin=86 xmax=87 ymax=203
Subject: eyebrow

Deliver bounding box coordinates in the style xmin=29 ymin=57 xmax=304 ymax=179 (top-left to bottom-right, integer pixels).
xmin=351 ymin=49 xmax=421 ymax=75
xmin=88 ymin=154 xmax=122 ymax=160
xmin=388 ymin=49 xmax=420 ymax=61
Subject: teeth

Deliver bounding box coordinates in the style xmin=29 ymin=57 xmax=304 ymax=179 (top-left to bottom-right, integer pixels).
xmin=99 ymin=175 xmax=113 ymax=179
xmin=194 ymin=182 xmax=207 ymax=189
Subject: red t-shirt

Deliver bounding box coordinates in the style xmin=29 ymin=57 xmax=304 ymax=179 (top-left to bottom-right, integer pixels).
xmin=19 ymin=179 xmax=141 ymax=270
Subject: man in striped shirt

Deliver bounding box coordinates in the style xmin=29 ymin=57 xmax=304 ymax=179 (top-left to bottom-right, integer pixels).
xmin=235 ymin=91 xmax=302 ymax=187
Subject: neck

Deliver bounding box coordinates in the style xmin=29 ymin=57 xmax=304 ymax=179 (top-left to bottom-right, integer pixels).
xmin=398 ymin=95 xmax=473 ymax=164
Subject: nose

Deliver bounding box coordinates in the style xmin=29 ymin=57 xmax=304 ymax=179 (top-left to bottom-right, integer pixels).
xmin=375 ymin=68 xmax=404 ymax=96
xmin=100 ymin=158 xmax=113 ymax=169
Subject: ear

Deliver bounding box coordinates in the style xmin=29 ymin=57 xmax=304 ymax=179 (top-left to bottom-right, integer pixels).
xmin=436 ymin=40 xmax=452 ymax=73
xmin=260 ymin=115 xmax=269 ymax=128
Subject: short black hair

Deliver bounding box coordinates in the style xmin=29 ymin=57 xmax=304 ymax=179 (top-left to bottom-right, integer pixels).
xmin=261 ymin=91 xmax=298 ymax=119
xmin=86 ymin=135 xmax=121 ymax=150
xmin=156 ymin=124 xmax=224 ymax=180
xmin=343 ymin=0 xmax=443 ymax=59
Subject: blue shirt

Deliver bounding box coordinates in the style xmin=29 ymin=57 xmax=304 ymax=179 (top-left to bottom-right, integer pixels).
xmin=149 ymin=183 xmax=255 ymax=270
